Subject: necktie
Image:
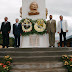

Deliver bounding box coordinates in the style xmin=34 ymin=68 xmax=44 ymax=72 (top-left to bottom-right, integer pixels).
xmin=61 ymin=21 xmax=62 ymax=29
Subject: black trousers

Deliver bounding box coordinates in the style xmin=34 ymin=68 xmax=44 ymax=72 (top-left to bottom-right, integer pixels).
xmin=14 ymin=35 xmax=20 ymax=47
xmin=59 ymin=29 xmax=66 ymax=47
xmin=2 ymin=33 xmax=9 ymax=47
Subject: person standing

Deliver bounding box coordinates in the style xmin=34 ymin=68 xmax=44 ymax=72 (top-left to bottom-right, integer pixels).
xmin=1 ymin=17 xmax=11 ymax=48
xmin=57 ymin=15 xmax=68 ymax=47
xmin=13 ymin=18 xmax=22 ymax=48
xmin=46 ymin=15 xmax=56 ymax=47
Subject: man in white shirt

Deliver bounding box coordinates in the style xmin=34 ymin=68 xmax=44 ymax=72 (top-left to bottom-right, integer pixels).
xmin=57 ymin=15 xmax=68 ymax=47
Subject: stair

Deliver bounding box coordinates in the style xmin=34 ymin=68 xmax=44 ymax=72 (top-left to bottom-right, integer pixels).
xmin=0 ymin=47 xmax=71 ymax=72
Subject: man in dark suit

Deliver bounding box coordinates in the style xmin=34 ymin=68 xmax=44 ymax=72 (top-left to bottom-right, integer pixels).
xmin=13 ymin=18 xmax=22 ymax=48
xmin=1 ymin=17 xmax=11 ymax=48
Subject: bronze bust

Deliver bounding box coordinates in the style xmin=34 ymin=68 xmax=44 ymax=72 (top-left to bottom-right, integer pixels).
xmin=28 ymin=2 xmax=40 ymax=15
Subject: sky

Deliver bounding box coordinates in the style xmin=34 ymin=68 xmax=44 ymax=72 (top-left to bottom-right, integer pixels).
xmin=0 ymin=0 xmax=72 ymax=40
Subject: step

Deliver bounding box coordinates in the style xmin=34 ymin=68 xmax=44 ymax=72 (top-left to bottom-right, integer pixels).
xmin=69 ymin=48 xmax=72 ymax=50
xmin=0 ymin=48 xmax=70 ymax=52
xmin=0 ymin=48 xmax=70 ymax=72
xmin=10 ymin=68 xmax=68 ymax=72
xmin=12 ymin=62 xmax=64 ymax=69
xmin=0 ymin=51 xmax=70 ymax=56
xmin=13 ymin=56 xmax=61 ymax=62
xmin=0 ymin=55 xmax=62 ymax=62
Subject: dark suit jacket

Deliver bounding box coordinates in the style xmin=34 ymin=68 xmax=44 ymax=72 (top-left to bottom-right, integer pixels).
xmin=1 ymin=21 xmax=11 ymax=34
xmin=13 ymin=23 xmax=22 ymax=36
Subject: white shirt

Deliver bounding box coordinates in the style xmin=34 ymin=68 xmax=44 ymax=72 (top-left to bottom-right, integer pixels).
xmin=4 ymin=21 xmax=8 ymax=24
xmin=50 ymin=19 xmax=53 ymax=23
xmin=16 ymin=23 xmax=19 ymax=26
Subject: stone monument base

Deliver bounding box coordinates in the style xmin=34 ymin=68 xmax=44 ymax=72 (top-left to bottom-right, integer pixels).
xmin=20 ymin=34 xmax=49 ymax=48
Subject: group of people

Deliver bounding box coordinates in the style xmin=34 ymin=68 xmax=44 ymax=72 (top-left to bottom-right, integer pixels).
xmin=47 ymin=15 xmax=68 ymax=47
xmin=0 ymin=15 xmax=68 ymax=48
xmin=0 ymin=17 xmax=22 ymax=48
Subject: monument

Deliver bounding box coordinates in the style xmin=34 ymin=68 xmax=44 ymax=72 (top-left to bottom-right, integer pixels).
xmin=20 ymin=0 xmax=49 ymax=48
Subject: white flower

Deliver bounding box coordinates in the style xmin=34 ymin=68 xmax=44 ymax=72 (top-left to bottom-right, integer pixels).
xmin=34 ymin=20 xmax=46 ymax=32
xmin=22 ymin=19 xmax=32 ymax=32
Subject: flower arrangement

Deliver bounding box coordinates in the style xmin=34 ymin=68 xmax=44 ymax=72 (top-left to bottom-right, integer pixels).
xmin=0 ymin=55 xmax=12 ymax=72
xmin=61 ymin=55 xmax=72 ymax=72
xmin=34 ymin=19 xmax=46 ymax=32
xmin=22 ymin=18 xmax=32 ymax=32
xmin=20 ymin=18 xmax=47 ymax=36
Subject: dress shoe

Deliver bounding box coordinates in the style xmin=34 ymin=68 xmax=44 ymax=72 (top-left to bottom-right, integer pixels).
xmin=7 ymin=46 xmax=9 ymax=48
xmin=53 ymin=46 xmax=55 ymax=47
xmin=2 ymin=46 xmax=5 ymax=48
xmin=49 ymin=46 xmax=51 ymax=47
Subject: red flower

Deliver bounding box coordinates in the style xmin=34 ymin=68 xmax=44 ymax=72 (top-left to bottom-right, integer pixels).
xmin=3 ymin=65 xmax=7 ymax=68
xmin=6 ymin=61 xmax=11 ymax=65
xmin=24 ymin=31 xmax=25 ymax=32
xmin=0 ymin=63 xmax=4 ymax=66
xmin=70 ymin=58 xmax=72 ymax=61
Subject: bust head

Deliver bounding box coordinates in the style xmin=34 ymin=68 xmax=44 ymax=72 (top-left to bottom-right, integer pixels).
xmin=28 ymin=2 xmax=39 ymax=15
xmin=30 ymin=2 xmax=38 ymax=11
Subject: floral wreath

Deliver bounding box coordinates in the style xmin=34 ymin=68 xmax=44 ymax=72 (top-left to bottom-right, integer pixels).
xmin=20 ymin=18 xmax=47 ymax=36
xmin=34 ymin=19 xmax=46 ymax=32
xmin=22 ymin=18 xmax=32 ymax=32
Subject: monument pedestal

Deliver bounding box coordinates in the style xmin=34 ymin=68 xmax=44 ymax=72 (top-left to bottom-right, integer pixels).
xmin=20 ymin=0 xmax=49 ymax=48
xmin=20 ymin=34 xmax=49 ymax=48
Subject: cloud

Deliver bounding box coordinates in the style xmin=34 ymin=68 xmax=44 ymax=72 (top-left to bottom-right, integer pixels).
xmin=46 ymin=0 xmax=72 ymax=16
xmin=0 ymin=0 xmax=22 ymax=14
